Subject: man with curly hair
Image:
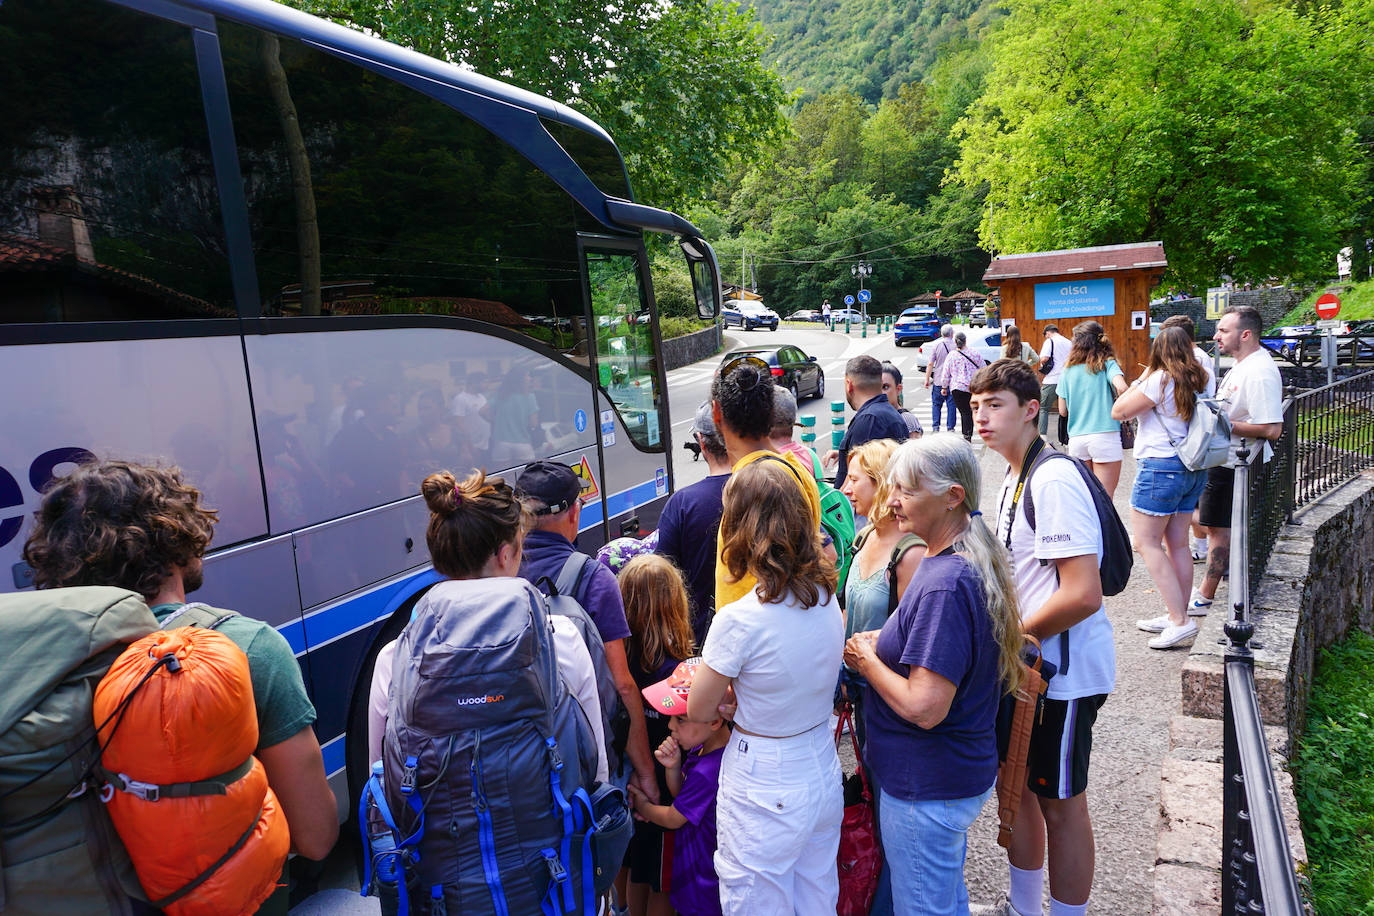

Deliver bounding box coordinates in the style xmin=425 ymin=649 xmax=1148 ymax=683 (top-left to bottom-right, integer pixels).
xmin=23 ymin=460 xmax=340 ymax=867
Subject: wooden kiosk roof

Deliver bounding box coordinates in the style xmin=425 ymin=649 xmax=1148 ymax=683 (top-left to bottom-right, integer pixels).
xmin=984 ymin=242 xmax=1166 ymax=281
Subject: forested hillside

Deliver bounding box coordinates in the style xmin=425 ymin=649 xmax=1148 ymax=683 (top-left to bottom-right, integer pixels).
xmin=745 ymin=0 xmax=1003 ymax=104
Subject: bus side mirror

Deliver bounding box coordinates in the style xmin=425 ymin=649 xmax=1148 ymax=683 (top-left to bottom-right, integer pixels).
xmin=680 ymin=236 xmax=722 ymax=320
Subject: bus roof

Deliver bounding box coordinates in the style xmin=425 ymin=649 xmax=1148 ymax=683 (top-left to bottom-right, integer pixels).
xmin=166 ymin=0 xmax=702 ymax=239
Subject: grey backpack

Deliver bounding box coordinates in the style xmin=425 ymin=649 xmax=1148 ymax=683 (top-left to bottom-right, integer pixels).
xmin=538 ymin=554 xmax=629 ymax=775
xmin=368 ymin=578 xmax=602 ymax=915
xmin=1155 ymin=395 xmax=1232 ymax=470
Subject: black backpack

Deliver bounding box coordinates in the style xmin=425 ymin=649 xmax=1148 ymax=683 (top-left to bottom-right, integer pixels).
xmin=1020 ymin=445 xmax=1132 ymax=596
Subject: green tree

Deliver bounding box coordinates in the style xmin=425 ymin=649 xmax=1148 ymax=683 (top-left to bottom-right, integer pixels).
xmin=290 ymin=0 xmax=788 ymax=209
xmin=952 ymin=0 xmax=1366 ymax=287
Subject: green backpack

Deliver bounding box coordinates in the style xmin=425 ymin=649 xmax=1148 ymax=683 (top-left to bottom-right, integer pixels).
xmin=806 ymin=448 xmax=858 ymax=591
xmin=0 ymin=587 xmax=159 ymax=916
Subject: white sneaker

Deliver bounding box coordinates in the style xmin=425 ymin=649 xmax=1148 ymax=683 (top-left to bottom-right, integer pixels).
xmin=1188 ymin=588 xmax=1212 ymax=615
xmin=1149 ymin=620 xmax=1199 ymax=649
xmin=1137 ymin=614 xmax=1171 ymax=633
xmin=1191 ymin=542 xmax=1207 ymax=562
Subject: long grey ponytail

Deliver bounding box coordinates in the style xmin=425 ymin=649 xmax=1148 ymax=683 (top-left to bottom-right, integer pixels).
xmin=887 ymin=436 xmax=1026 ymax=694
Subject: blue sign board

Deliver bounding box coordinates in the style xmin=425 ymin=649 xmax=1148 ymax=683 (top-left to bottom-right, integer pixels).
xmin=574 ymin=409 xmax=587 ymax=433
xmin=844 ymin=294 xmax=855 ymax=306
xmin=1033 ymin=278 xmax=1116 ymax=320
xmin=857 ymin=289 xmax=871 ymax=303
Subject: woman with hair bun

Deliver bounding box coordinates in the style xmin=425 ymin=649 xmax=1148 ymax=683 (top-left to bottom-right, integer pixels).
xmin=366 ymin=469 xmax=608 ymax=779
xmin=844 ymin=436 xmax=1024 ymax=915
xmin=1057 ymin=320 xmax=1128 ymax=497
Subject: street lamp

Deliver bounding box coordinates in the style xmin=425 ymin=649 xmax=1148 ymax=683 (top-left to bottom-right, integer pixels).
xmin=851 ymin=260 xmax=873 ymax=321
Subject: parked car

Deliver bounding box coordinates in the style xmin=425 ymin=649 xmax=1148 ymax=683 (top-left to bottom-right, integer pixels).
xmin=830 ymin=307 xmax=866 ymax=324
xmin=717 ymin=345 xmax=826 ymax=400
xmin=967 ymin=305 xmax=988 ymax=326
xmin=722 ymin=299 xmax=779 ymax=331
xmin=785 ymin=309 xmax=825 ymax=322
xmin=1261 ymin=325 xmax=1316 ymax=360
xmin=893 ymin=306 xmax=941 ymax=346
xmin=913 ymin=327 xmax=1004 ymax=370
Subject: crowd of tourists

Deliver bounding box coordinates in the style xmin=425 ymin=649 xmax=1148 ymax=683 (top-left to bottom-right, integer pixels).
xmin=0 ymin=306 xmax=1281 ymax=916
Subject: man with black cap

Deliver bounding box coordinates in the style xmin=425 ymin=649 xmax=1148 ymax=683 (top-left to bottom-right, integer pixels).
xmin=657 ymin=401 xmax=732 ymax=644
xmin=516 ymin=460 xmax=658 ymax=805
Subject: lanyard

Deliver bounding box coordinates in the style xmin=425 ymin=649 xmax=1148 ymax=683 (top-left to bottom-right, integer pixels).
xmin=1000 ymin=436 xmax=1047 ymax=550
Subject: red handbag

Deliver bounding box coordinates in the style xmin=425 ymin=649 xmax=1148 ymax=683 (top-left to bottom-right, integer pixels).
xmin=835 ymin=703 xmax=882 ymax=916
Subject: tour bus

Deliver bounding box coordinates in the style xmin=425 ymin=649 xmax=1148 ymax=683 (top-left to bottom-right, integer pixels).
xmin=0 ymin=0 xmax=721 ymax=817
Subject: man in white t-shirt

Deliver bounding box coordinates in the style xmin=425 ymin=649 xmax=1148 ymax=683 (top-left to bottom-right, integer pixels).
xmin=1193 ymin=306 xmax=1284 ymax=611
xmin=970 ymin=358 xmax=1115 ymax=916
xmin=1038 ymin=325 xmax=1073 ymax=445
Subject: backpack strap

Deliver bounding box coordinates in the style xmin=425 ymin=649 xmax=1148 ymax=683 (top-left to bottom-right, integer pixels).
xmin=885 ymin=534 xmax=925 ymax=617
xmin=554 ymin=552 xmax=592 ymax=600
xmin=159 ymin=602 xmax=237 ymax=631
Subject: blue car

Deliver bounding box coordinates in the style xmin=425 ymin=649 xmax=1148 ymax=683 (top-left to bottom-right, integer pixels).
xmin=894 ymin=307 xmax=941 ymax=346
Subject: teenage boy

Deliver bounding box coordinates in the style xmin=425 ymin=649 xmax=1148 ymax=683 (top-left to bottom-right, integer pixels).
xmin=629 ymin=658 xmax=728 ymax=916
xmin=969 ymin=360 xmax=1116 ymax=916
xmin=1193 ymin=305 xmax=1284 ymax=611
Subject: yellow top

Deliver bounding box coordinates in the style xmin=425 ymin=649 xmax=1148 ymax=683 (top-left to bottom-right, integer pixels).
xmin=713 ymin=449 xmax=823 ymax=609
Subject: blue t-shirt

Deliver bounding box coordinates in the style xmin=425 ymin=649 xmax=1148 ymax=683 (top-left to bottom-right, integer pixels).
xmin=670 ymin=745 xmax=724 ymax=916
xmin=835 ymin=393 xmax=909 ymax=487
xmin=1058 ymin=360 xmax=1124 ymax=438
xmin=655 ymin=473 xmax=729 ymax=644
xmin=862 ymin=552 xmax=1000 ymax=801
xmin=520 ymin=529 xmax=631 ymax=643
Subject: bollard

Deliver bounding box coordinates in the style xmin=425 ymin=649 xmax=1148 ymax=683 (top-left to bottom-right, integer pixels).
xmin=845 ymin=318 xmax=851 ymax=335
xmin=831 ymin=399 xmax=846 ymax=449
xmin=799 ymin=414 xmax=816 ymax=446
xmin=861 ymin=318 xmax=867 ymax=338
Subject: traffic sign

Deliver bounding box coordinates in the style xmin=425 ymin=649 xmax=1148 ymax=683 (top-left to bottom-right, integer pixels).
xmin=844 ymin=295 xmax=855 ymax=306
xmin=1205 ymin=288 xmax=1229 ymax=320
xmin=1315 ymin=292 xmax=1341 ymax=320
xmin=1315 ymin=318 xmax=1342 ymax=330
xmin=857 ymin=289 xmax=871 ymax=303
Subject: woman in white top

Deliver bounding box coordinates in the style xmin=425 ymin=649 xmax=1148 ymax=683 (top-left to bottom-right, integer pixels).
xmin=1111 ymin=328 xmax=1211 ymax=650
xmin=688 ymin=458 xmax=845 ymax=916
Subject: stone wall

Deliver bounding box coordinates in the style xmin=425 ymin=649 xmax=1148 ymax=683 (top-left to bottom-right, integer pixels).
xmin=1153 ymin=471 xmax=1374 ymax=913
xmin=661 ymin=322 xmax=722 ymax=371
xmin=1152 ymin=287 xmax=1310 ymax=339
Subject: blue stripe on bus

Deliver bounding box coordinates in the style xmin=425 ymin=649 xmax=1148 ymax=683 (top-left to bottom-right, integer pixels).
xmin=321 ymin=732 xmax=347 ymax=777
xmin=581 ymin=477 xmax=662 ymax=528
xmin=288 ymin=567 xmax=445 ymax=656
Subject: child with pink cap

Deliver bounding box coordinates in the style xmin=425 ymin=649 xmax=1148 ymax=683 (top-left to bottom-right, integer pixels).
xmin=629 ymin=658 xmax=729 ymax=916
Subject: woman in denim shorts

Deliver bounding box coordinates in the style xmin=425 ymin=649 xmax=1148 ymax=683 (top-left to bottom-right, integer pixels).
xmin=1111 ymin=327 xmax=1211 ymax=649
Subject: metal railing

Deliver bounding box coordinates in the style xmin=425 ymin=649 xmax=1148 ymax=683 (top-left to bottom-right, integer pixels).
xmin=1243 ymin=369 xmax=1374 ymax=606
xmin=1223 ymin=447 xmax=1304 ymax=914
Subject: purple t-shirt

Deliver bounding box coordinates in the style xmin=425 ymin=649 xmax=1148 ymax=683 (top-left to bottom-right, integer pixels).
xmin=862 ymin=551 xmax=1000 ymax=801
xmin=519 ymin=529 xmax=631 ymax=643
xmin=670 ymin=745 xmax=724 ymax=916
xmin=655 ymin=474 xmax=729 ymax=644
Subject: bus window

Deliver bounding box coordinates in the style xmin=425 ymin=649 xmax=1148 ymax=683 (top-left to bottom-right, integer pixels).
xmin=586 ymin=250 xmax=661 ymax=449
xmin=218 ymin=22 xmax=592 ymax=355
xmin=0 ymin=0 xmax=235 ymax=322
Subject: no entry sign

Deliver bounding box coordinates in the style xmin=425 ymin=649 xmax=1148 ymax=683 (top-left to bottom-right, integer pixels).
xmin=1315 ymin=292 xmax=1341 ymax=320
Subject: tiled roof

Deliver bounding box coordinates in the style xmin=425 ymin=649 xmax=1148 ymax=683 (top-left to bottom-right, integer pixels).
xmin=947 ymin=288 xmax=986 ymax=301
xmin=0 ymin=236 xmax=71 ymax=268
xmin=983 ymin=242 xmax=1167 ymax=282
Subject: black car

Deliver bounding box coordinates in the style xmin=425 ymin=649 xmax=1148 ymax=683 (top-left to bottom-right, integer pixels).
xmin=718 ymin=345 xmax=826 ymax=401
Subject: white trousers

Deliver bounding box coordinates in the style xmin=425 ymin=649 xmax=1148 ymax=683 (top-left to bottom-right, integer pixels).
xmin=714 ymin=724 xmax=842 ymax=916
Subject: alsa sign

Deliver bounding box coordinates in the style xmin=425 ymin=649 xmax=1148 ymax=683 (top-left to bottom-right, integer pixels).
xmin=1033 ymin=278 xmax=1116 ymax=321
xmin=0 ymin=447 xmax=96 ymax=549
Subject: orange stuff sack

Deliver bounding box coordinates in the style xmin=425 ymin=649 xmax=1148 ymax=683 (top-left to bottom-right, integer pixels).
xmin=93 ymin=627 xmax=290 ymax=916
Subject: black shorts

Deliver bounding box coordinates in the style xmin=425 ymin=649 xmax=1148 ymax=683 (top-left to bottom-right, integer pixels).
xmin=1196 ymin=466 xmax=1236 ymax=529
xmin=1027 ymin=694 xmax=1106 ymax=800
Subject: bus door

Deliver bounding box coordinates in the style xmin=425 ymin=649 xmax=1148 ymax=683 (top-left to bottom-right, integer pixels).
xmin=581 ymin=240 xmax=671 ymax=540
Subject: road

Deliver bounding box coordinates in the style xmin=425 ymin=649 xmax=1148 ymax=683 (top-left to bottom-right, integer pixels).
xmin=668 ymin=323 xmax=926 ymax=490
